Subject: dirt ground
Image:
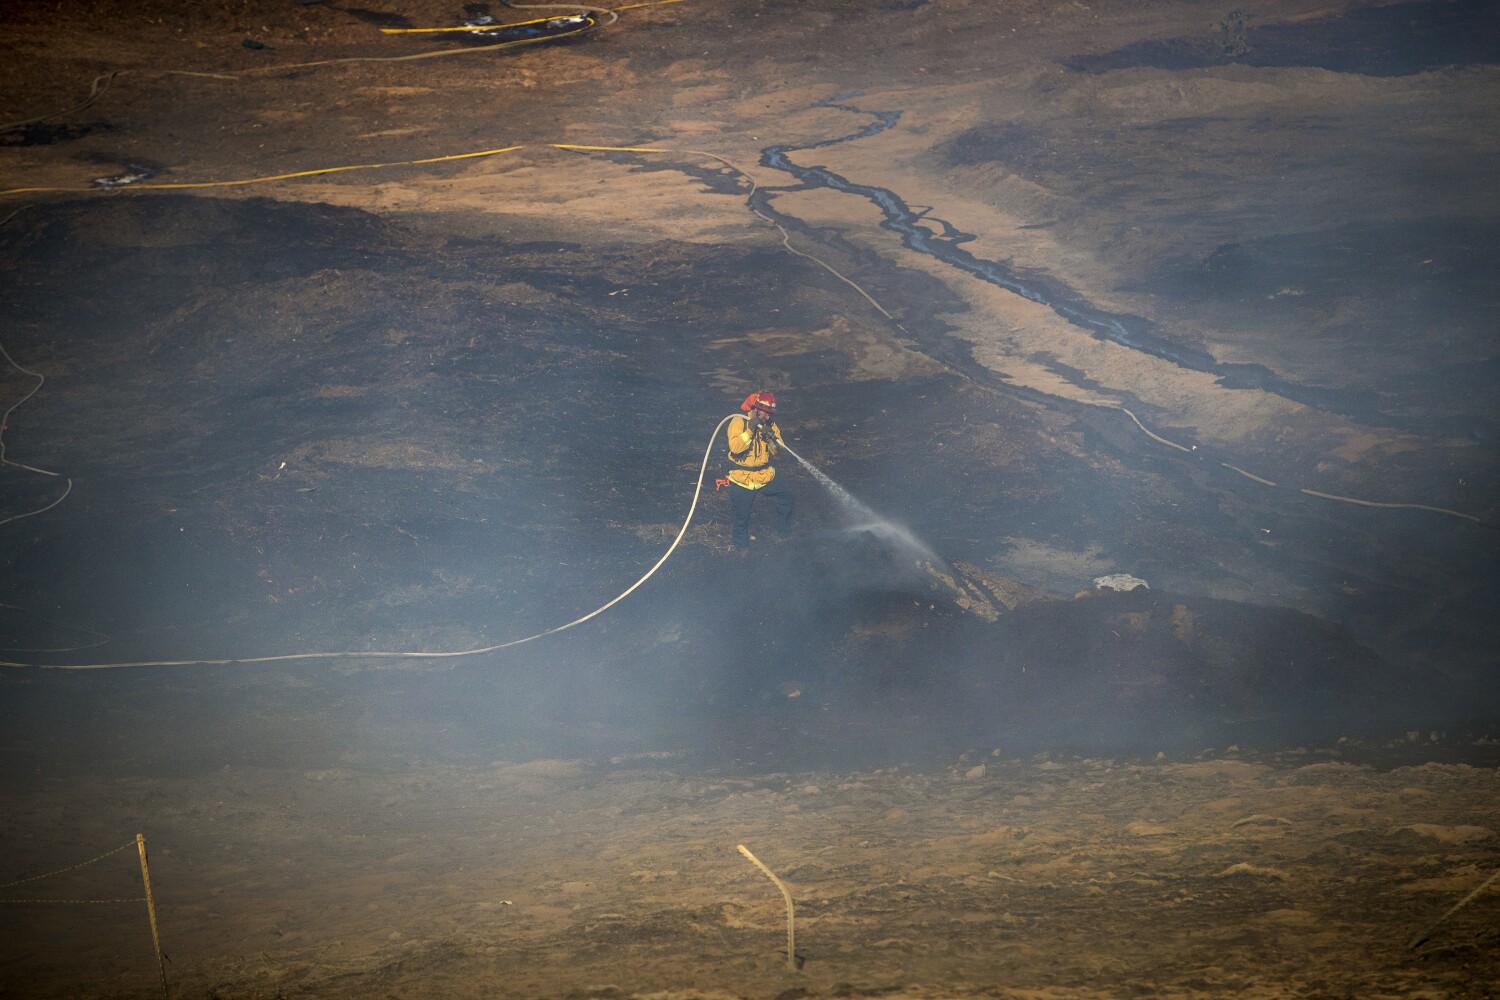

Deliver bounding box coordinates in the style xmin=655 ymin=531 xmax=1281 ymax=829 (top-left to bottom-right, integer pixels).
xmin=2 ymin=0 xmax=1498 ymax=997
xmin=4 ymin=743 xmax=1500 ymax=1000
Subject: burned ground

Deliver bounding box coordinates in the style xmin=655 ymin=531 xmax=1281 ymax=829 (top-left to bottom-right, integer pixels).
xmin=1 ymin=0 xmax=1498 ymax=997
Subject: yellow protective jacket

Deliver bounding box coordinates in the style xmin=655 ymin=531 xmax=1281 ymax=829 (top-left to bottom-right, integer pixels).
xmin=726 ymin=415 xmax=782 ymax=489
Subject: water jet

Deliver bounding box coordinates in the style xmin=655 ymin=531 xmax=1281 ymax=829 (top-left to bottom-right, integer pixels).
xmin=779 ymin=440 xmax=945 ymax=566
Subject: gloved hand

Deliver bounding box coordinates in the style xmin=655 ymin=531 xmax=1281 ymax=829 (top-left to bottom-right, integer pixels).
xmin=749 ymin=415 xmax=768 ymax=436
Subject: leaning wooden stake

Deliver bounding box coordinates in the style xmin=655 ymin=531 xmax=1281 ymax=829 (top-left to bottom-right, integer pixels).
xmin=737 ymin=843 xmax=797 ymax=970
xmin=136 ymin=834 xmax=168 ymax=999
xmin=1408 ymin=868 xmax=1500 ymax=950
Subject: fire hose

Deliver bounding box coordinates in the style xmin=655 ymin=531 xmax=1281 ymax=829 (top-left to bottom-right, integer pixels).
xmin=0 ymin=414 xmax=744 ymax=670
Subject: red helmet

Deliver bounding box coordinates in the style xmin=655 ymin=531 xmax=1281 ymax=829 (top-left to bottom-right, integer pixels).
xmin=741 ymin=391 xmax=777 ymax=414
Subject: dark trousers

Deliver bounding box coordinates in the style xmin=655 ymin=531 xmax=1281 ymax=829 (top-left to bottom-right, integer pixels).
xmin=730 ymin=478 xmax=793 ymax=549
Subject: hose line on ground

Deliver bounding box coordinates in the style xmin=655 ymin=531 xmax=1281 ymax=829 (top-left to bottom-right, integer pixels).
xmin=0 ymin=0 xmax=686 ymax=134
xmin=0 ymin=0 xmax=1481 ymax=528
xmin=0 ymin=330 xmax=73 ymax=527
xmin=0 ymin=138 xmax=1484 ymax=525
xmin=0 ymin=145 xmax=529 ymax=197
xmin=0 ymin=414 xmax=742 ymax=671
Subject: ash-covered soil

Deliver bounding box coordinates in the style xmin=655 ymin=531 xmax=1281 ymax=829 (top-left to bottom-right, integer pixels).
xmin=2 ymin=0 xmax=1498 ymax=997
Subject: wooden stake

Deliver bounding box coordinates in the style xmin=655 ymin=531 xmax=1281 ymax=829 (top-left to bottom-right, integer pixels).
xmin=136 ymin=834 xmax=168 ymax=999
xmin=737 ymin=844 xmax=798 ymax=970
xmin=1408 ymin=868 xmax=1500 ymax=950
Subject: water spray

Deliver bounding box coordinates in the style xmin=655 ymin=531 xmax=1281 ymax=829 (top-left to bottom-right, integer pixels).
xmin=777 ymin=439 xmax=945 ymax=567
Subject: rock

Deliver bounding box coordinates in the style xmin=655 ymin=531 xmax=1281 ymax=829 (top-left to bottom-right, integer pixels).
xmin=1125 ymin=820 xmax=1176 ymax=837
xmin=1215 ymin=862 xmax=1291 ymax=880
xmin=1093 ymin=573 xmax=1149 ymax=592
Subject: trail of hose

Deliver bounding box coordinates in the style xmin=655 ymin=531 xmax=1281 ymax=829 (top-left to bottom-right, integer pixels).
xmin=246 ymin=4 xmax=620 ymax=72
xmin=0 ymin=0 xmax=691 ymax=134
xmin=0 ymin=601 xmax=111 ymax=654
xmin=0 ymin=126 xmax=1483 ymax=681
xmin=0 ymin=283 xmax=73 ymax=526
xmin=380 ymin=14 xmax=602 ymax=35
xmin=0 ymin=70 xmax=238 ymax=137
xmin=4 ymin=0 xmax=1479 ymax=523
xmin=0 ymin=415 xmax=739 ymax=670
xmin=0 ymin=145 xmax=528 ymax=197
xmin=1118 ymin=405 xmax=1477 ymax=522
xmin=3 ymin=126 xmax=1486 ymax=529
xmin=4 ymin=138 xmax=1485 ymax=524
xmin=1298 ymin=488 xmax=1483 ymax=523
xmin=382 ymin=0 xmax=657 ymax=35
xmin=756 ymin=103 xmax=1487 ymax=526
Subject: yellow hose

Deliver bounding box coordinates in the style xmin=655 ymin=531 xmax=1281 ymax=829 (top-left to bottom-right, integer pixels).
xmin=380 ymin=14 xmax=590 ymax=34
xmin=0 ymin=145 xmax=527 ymax=197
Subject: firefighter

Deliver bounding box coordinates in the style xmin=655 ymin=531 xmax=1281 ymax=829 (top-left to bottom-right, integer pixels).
xmin=725 ymin=391 xmax=793 ymax=551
